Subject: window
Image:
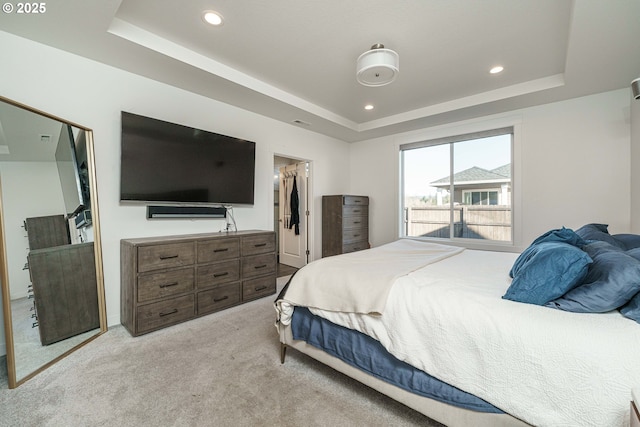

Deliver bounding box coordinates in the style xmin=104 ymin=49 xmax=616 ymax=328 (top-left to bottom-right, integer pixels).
xmin=463 ymin=190 xmax=499 ymax=206
xmin=400 ymin=127 xmax=513 ymax=243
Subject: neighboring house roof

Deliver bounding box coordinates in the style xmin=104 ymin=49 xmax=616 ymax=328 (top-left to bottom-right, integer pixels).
xmin=431 ymin=164 xmax=510 ymax=187
xmin=490 ymin=164 xmax=511 ymax=179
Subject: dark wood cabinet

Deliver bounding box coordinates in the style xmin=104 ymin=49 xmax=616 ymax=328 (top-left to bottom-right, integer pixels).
xmin=121 ymin=230 xmax=276 ymax=336
xmin=322 ymin=195 xmax=369 ymax=257
xmin=25 ymin=214 xmax=98 ymax=346
xmin=28 ymin=242 xmax=99 ymax=345
xmin=25 ymin=214 xmax=70 ymax=250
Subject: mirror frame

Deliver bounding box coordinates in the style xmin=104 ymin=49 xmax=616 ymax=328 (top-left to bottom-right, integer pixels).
xmin=0 ymin=95 xmax=107 ymax=388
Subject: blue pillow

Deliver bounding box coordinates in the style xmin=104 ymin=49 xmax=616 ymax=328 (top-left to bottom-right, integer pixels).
xmin=546 ymin=241 xmax=640 ymax=313
xmin=503 ymin=242 xmax=592 ymax=306
xmin=510 ymin=227 xmax=585 ymax=278
xmin=529 ymin=226 xmax=586 ymax=247
xmin=575 ymin=223 xmax=626 ymax=249
xmin=620 ymin=292 xmax=640 ymax=324
xmin=626 ymin=247 xmax=640 ymax=261
xmin=613 ymin=233 xmax=640 ymax=250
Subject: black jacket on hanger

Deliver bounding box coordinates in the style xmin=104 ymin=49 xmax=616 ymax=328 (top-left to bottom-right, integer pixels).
xmin=289 ymin=176 xmax=300 ymax=235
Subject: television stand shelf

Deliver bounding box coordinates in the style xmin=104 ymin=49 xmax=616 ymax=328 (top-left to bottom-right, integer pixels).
xmin=120 ymin=230 xmax=276 ymax=336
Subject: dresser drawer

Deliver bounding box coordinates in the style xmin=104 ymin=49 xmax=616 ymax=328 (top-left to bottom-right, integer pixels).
xmin=196 ymin=260 xmax=240 ymax=289
xmin=138 ymin=242 xmax=195 ymax=273
xmin=242 ymin=253 xmax=276 ymax=278
xmin=136 ymin=294 xmax=194 ymax=333
xmin=197 ymin=238 xmax=240 ymax=263
xmin=243 ymin=275 xmax=276 ymax=301
xmin=343 ymin=241 xmax=369 ymax=253
xmin=342 ymin=228 xmax=368 ymax=244
xmin=343 ymin=205 xmax=368 ymax=217
xmin=242 ymin=234 xmax=276 ymax=256
xmin=343 ymin=195 xmax=369 ymax=206
xmin=197 ymin=282 xmax=241 ymax=315
xmin=137 ymin=267 xmax=195 ymax=303
xmin=342 ymin=214 xmax=368 ymax=229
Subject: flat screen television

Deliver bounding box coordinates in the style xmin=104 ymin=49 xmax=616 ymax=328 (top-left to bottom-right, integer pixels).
xmin=120 ymin=112 xmax=256 ymax=205
xmin=56 ymin=124 xmax=90 ymax=218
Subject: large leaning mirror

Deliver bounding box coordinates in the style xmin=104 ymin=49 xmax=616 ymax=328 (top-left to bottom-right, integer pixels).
xmin=0 ymin=95 xmax=106 ymax=388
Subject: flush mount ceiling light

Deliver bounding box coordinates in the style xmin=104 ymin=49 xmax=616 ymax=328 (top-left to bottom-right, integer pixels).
xmin=356 ymin=44 xmax=399 ymax=87
xmin=202 ymin=10 xmax=224 ymax=26
xmin=490 ymin=65 xmax=504 ymax=74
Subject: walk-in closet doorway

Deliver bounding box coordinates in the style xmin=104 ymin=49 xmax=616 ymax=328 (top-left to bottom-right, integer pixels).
xmin=273 ymin=155 xmax=312 ymax=274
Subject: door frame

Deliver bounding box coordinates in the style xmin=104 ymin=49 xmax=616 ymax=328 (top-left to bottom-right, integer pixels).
xmin=273 ymin=154 xmax=313 ymax=266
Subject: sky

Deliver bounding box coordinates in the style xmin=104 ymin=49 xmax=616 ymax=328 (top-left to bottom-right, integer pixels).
xmin=402 ymin=134 xmax=511 ymax=197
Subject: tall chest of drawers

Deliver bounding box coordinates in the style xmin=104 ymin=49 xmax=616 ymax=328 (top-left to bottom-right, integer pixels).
xmin=121 ymin=230 xmax=276 ymax=336
xmin=322 ymin=195 xmax=369 ymax=257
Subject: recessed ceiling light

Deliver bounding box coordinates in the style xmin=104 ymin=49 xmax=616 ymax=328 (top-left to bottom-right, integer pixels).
xmin=202 ymin=10 xmax=224 ymax=26
xmin=364 ymin=104 xmax=374 ymax=110
xmin=490 ymin=65 xmax=504 ymax=74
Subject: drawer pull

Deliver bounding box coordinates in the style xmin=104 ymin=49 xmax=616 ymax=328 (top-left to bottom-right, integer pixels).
xmin=254 ymin=264 xmax=267 ymax=269
xmin=254 ymin=285 xmax=268 ymax=292
xmin=213 ymin=272 xmax=229 ymax=278
xmin=213 ymin=248 xmax=229 ymax=253
xmin=159 ymin=308 xmax=178 ymax=317
xmin=159 ymin=282 xmax=179 ymax=289
xmin=353 ymin=209 xmax=361 ymax=213
xmin=353 ymin=234 xmax=361 ymax=237
xmin=353 ymin=221 xmax=361 ymax=224
xmin=354 ymin=200 xmax=362 ymax=203
xmin=159 ymin=255 xmax=179 ymax=260
xmin=254 ymin=243 xmax=267 ymax=247
xmin=213 ymin=295 xmax=229 ymax=303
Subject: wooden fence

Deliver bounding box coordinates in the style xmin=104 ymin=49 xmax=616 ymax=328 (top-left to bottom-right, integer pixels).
xmin=405 ymin=205 xmax=511 ymax=241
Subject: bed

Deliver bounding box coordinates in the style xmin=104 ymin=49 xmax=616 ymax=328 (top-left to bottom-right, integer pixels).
xmin=275 ymin=225 xmax=640 ymax=427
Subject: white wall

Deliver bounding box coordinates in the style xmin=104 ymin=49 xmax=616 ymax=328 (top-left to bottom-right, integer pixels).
xmin=0 ymin=30 xmax=350 ymax=355
xmin=349 ymin=89 xmax=632 ymax=250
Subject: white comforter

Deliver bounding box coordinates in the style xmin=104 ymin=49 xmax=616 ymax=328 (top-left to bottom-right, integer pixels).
xmin=295 ymin=244 xmax=640 ymax=427
xmin=277 ymin=239 xmax=462 ymax=323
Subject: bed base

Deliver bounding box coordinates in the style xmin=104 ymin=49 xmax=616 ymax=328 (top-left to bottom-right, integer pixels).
xmin=279 ymin=324 xmax=530 ymax=427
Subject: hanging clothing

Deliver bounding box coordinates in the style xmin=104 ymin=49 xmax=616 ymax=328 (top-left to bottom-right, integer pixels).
xmin=289 ymin=175 xmax=300 ymax=235
xmin=283 ymin=176 xmax=290 ymax=229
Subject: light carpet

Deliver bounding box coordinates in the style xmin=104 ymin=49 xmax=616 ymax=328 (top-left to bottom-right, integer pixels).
xmin=0 ymin=277 xmax=441 ymax=426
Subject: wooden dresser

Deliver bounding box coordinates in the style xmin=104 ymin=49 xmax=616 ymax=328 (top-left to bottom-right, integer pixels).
xmin=25 ymin=214 xmax=70 ymax=249
xmin=25 ymin=214 xmax=99 ymax=345
xmin=29 ymin=242 xmax=99 ymax=345
xmin=322 ymin=195 xmax=369 ymax=257
xmin=120 ymin=230 xmax=276 ymax=336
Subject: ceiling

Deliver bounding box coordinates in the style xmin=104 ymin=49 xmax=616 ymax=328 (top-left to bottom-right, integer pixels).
xmin=0 ymin=99 xmax=64 ymax=161
xmin=1 ymin=0 xmax=639 ymax=142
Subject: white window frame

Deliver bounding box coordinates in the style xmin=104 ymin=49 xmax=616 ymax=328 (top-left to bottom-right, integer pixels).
xmin=398 ymin=119 xmax=521 ymax=252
